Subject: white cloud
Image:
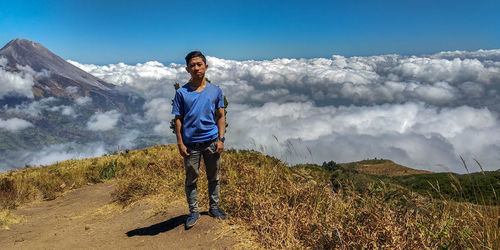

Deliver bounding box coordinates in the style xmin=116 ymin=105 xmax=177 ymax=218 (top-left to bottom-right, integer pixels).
xmin=65 ymin=86 xmax=79 ymax=94
xmin=0 ymin=117 xmax=33 ymax=132
xmin=0 ymin=57 xmax=36 ymax=99
xmin=390 ymin=57 xmax=498 ymax=85
xmin=51 ymin=50 xmax=500 ymax=172
xmin=3 ymin=97 xmax=78 ymax=118
xmin=47 ymin=105 xmax=77 ymax=117
xmin=227 ymin=102 xmax=499 ymax=172
xmin=67 ymin=49 xmax=500 ymax=119
xmin=75 ymin=96 xmax=92 ymax=105
xmin=86 ymin=110 xmax=121 ymax=131
xmin=432 ymin=49 xmax=500 ymax=61
xmin=411 ymin=81 xmax=458 ymax=104
xmin=207 ymin=52 xmax=498 ymax=108
xmin=25 ymin=142 xmax=108 ymax=167
xmin=117 ymin=129 xmax=140 ymax=149
xmin=67 ymin=59 xmax=187 ymax=99
xmin=143 ymin=98 xmax=173 ymax=135
xmin=4 ymin=100 xmax=45 ymax=117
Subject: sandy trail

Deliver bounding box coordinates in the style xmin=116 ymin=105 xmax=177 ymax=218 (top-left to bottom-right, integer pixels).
xmin=0 ymin=181 xmax=237 ymax=249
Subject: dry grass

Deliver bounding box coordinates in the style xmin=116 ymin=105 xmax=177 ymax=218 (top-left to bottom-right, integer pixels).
xmin=0 ymin=209 xmax=25 ymax=230
xmin=0 ymin=145 xmax=184 ymax=209
xmin=0 ymin=145 xmax=498 ymax=249
xmin=220 ymin=150 xmax=499 ymax=249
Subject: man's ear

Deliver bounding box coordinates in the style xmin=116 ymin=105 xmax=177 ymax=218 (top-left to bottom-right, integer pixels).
xmin=185 ymin=66 xmax=189 ymax=73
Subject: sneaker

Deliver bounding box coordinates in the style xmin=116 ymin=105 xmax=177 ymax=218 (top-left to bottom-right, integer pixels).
xmin=208 ymin=207 xmax=227 ymax=220
xmin=185 ymin=212 xmax=200 ymax=229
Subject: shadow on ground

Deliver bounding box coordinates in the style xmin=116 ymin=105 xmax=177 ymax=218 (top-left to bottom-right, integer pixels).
xmin=125 ymin=212 xmax=211 ymax=236
xmin=126 ymin=214 xmax=188 ymax=236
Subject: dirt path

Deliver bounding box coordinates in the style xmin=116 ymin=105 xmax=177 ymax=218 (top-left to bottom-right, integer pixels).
xmin=0 ymin=182 xmax=240 ymax=249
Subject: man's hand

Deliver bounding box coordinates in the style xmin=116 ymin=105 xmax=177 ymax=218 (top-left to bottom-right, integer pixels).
xmin=215 ymin=140 xmax=224 ymax=154
xmin=178 ymin=143 xmax=190 ymax=157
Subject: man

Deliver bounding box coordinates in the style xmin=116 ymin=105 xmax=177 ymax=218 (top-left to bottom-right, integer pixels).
xmin=172 ymin=51 xmax=226 ymax=229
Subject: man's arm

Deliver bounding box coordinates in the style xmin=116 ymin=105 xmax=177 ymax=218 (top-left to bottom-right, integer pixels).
xmin=215 ymin=107 xmax=225 ymax=154
xmin=175 ymin=115 xmax=189 ymax=157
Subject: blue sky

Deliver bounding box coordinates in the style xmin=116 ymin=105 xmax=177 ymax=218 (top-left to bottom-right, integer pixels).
xmin=0 ymin=0 xmax=499 ymax=64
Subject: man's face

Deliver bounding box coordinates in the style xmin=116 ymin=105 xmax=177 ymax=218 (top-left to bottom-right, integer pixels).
xmin=186 ymin=57 xmax=208 ymax=79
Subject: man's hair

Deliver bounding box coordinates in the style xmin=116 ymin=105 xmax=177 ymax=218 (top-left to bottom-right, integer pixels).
xmin=185 ymin=51 xmax=207 ymax=66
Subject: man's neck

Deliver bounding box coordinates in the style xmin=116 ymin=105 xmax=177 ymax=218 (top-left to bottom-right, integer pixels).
xmin=189 ymin=77 xmax=207 ymax=91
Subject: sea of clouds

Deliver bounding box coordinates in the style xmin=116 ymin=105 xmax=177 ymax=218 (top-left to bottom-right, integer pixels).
xmin=1 ymin=49 xmax=499 ymax=173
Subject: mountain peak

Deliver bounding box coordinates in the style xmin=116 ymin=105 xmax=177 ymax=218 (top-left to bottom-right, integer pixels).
xmin=0 ymin=38 xmax=113 ymax=91
xmin=7 ymin=38 xmax=41 ymax=47
xmin=1 ymin=38 xmax=63 ymax=71
xmin=1 ymin=38 xmax=50 ymax=57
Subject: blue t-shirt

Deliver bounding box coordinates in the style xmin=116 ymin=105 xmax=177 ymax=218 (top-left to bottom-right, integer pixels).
xmin=171 ymin=82 xmax=225 ymax=145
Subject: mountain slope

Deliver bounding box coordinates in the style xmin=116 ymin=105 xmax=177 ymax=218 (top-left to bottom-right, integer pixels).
xmin=0 ymin=39 xmax=155 ymax=170
xmin=0 ymin=38 xmax=143 ymax=113
xmin=0 ymin=39 xmax=112 ymax=91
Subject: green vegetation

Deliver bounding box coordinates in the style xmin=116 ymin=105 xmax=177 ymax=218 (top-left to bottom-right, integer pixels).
xmin=390 ymin=171 xmax=500 ymax=205
xmin=1 ymin=145 xmax=498 ymax=249
xmin=321 ymin=159 xmax=499 ymax=205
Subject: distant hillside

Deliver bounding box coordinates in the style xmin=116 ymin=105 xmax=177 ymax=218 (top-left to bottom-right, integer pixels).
xmin=341 ymin=159 xmax=433 ymax=177
xmin=318 ymin=159 xmax=498 ymax=205
xmin=389 ymin=171 xmax=500 ymax=204
xmin=1 ymin=145 xmax=498 ymax=249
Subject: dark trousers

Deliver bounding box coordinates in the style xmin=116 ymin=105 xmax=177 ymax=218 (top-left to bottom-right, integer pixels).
xmin=184 ymin=140 xmax=220 ymax=213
